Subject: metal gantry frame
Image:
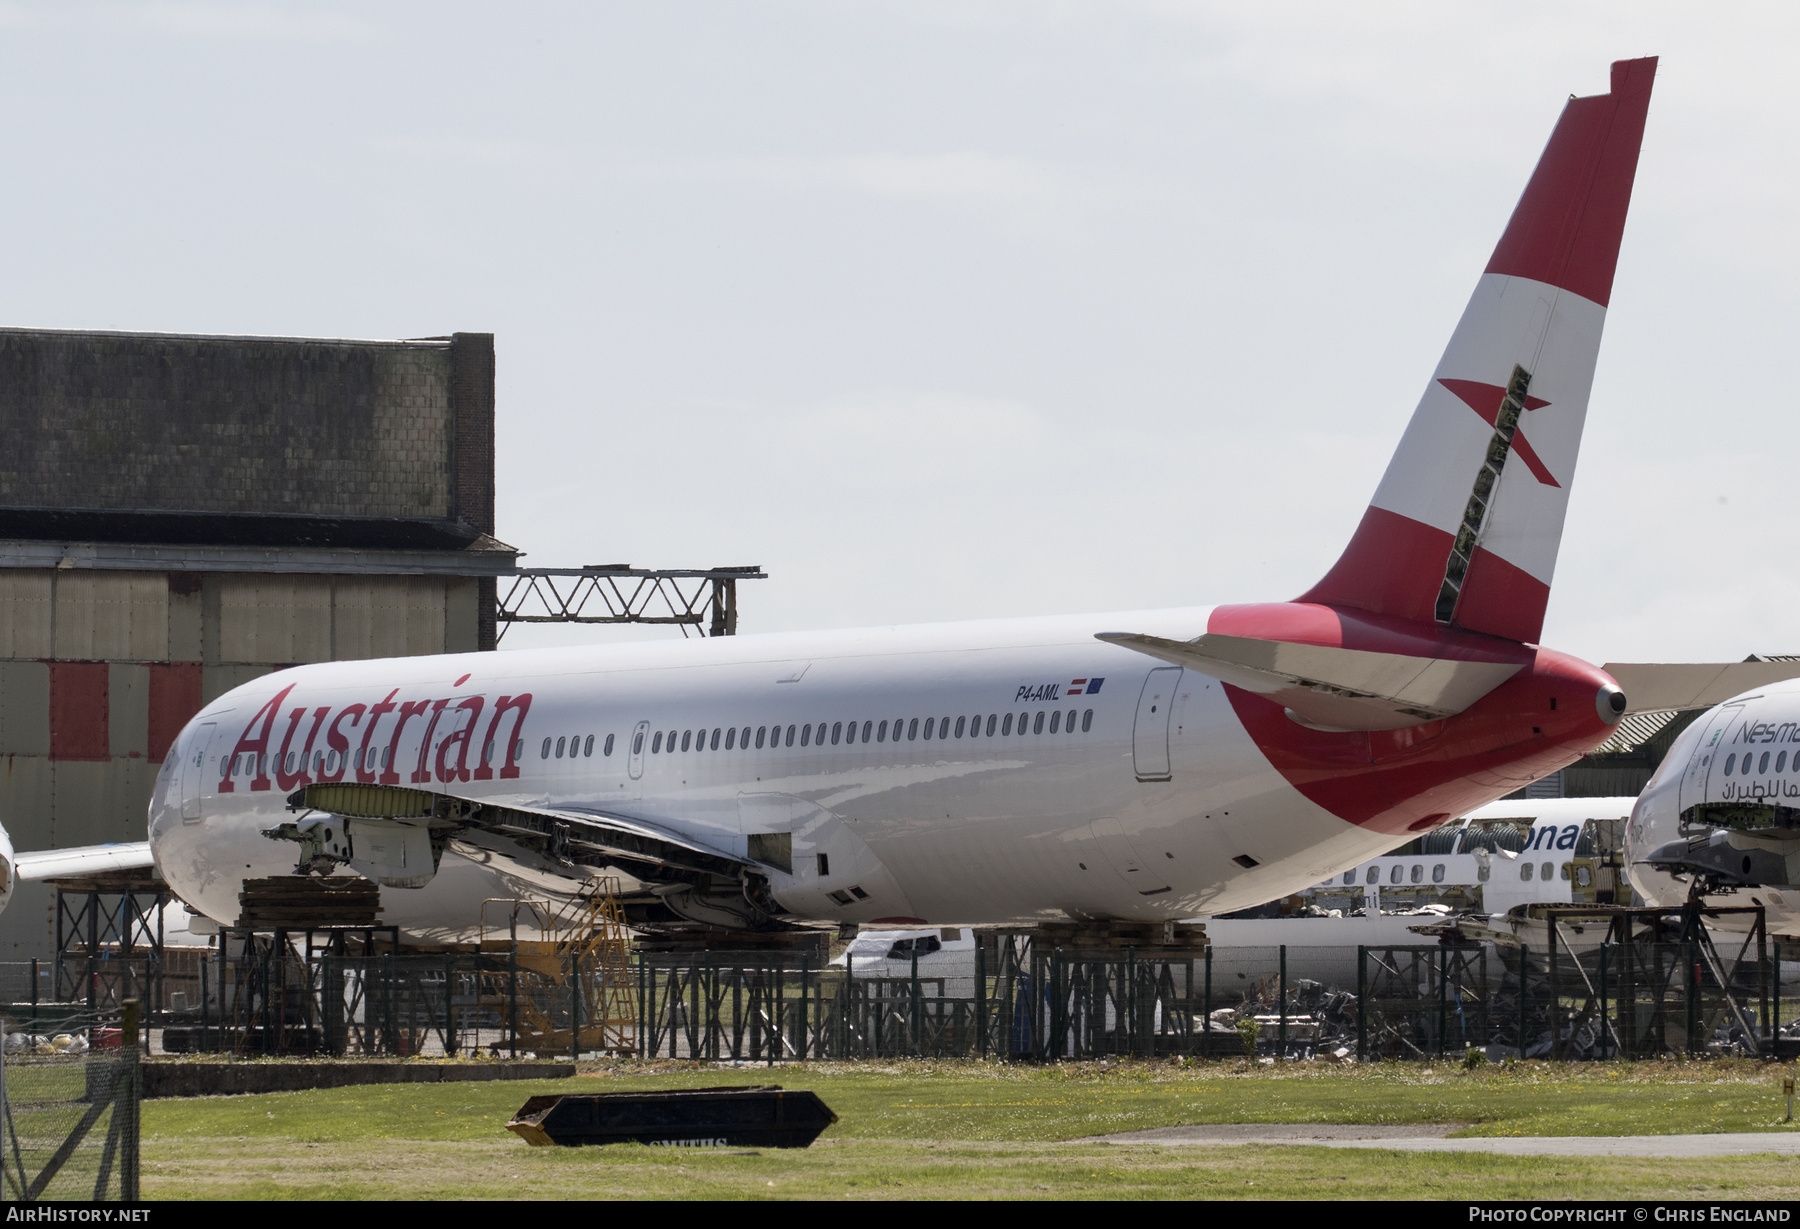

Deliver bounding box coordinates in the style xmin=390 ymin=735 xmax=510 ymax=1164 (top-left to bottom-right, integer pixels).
xmin=496 ymin=566 xmax=767 ymax=643
xmin=51 ymin=876 xmax=169 ymax=1012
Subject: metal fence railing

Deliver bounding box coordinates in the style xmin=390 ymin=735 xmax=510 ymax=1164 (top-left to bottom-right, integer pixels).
xmin=1 ymin=1001 xmax=141 ymax=1203
xmin=2 ymin=911 xmax=1792 ymax=1065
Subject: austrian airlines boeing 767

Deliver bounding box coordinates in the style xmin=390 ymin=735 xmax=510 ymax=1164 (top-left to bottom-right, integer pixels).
xmin=13 ymin=58 xmax=1662 ymax=940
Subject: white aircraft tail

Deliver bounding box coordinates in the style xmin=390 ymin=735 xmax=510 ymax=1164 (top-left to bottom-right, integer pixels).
xmin=1301 ymin=57 xmax=1657 ymax=644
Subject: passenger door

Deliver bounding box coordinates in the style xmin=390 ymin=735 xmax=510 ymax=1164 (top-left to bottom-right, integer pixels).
xmin=1131 ymin=667 xmax=1181 ymax=781
xmin=1677 ymin=703 xmax=1743 ymax=817
xmin=181 ymin=722 xmax=217 ymax=823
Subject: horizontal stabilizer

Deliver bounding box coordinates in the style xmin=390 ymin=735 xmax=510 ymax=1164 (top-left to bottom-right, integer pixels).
xmin=16 ymin=842 xmax=156 ymax=882
xmin=1601 ymin=661 xmax=1800 ymax=715
xmin=1097 ymin=631 xmax=1522 ymax=731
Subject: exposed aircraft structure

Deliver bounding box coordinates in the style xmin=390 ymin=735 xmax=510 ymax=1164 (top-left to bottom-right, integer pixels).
xmin=1625 ymin=673 xmax=1800 ymax=937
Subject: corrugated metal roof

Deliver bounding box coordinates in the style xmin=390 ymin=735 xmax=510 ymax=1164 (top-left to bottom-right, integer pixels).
xmin=1589 ymin=709 xmax=1682 ymax=756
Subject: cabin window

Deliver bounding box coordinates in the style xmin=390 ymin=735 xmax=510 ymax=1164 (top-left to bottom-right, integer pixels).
xmin=1389 ymin=864 xmax=1403 ymax=884
xmin=284 ymin=752 xmax=297 ymax=773
xmin=1761 ymin=751 xmax=1772 ymax=773
xmin=1366 ymin=865 xmax=1379 ymax=884
xmin=785 ymin=724 xmax=796 ymax=747
xmin=907 ymin=718 xmax=919 ymax=741
xmin=1066 ymin=709 xmax=1077 ymax=733
xmin=877 ymin=720 xmax=888 ymax=743
xmin=862 ymin=720 xmax=873 ymax=742
xmin=724 ymin=727 xmax=736 ymax=750
xmin=1409 ymin=863 xmax=1423 ymax=884
xmin=1034 ymin=711 xmax=1046 ymax=734
xmin=831 ymin=722 xmax=842 ymax=745
xmin=1521 ymin=862 xmax=1534 ymax=881
xmin=542 ymin=737 xmax=554 ymax=759
xmin=605 ymin=733 xmax=616 ymax=756
xmin=1002 ymin=714 xmax=1014 ymax=736
xmin=755 ymin=726 xmax=766 ymax=749
xmin=580 ymin=734 xmax=591 ymax=757
xmin=987 ymin=714 xmax=998 ymax=736
xmin=1725 ymin=753 xmax=1737 ymax=775
xmin=631 ymin=732 xmax=643 ymax=755
xmin=740 ymin=726 xmax=751 ymax=747
xmin=1342 ymin=870 xmax=1356 ymax=885
xmin=324 ymin=750 xmax=339 ymax=774
xmin=801 ymin=724 xmax=812 ymax=747
xmin=1542 ymin=861 xmax=1554 ymax=880
xmin=1780 ymin=751 xmax=1789 ymax=773
xmin=652 ymin=731 xmax=663 ymax=754
xmin=513 ymin=739 xmax=523 ymax=762
xmin=1082 ymin=709 xmax=1094 ymax=732
xmin=1559 ymin=862 xmax=1572 ymax=881
xmin=923 ymin=718 xmax=935 ymax=740
xmin=954 ymin=716 xmax=966 ymax=738
xmin=816 ymin=722 xmax=827 ymax=744
xmin=1431 ymin=863 xmax=1446 ymax=883
xmin=556 ymin=737 xmax=568 ymax=759
xmin=1050 ymin=711 xmax=1062 ymax=734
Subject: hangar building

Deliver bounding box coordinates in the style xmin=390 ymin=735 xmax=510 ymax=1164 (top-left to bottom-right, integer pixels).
xmin=0 ymin=327 xmax=514 ymax=959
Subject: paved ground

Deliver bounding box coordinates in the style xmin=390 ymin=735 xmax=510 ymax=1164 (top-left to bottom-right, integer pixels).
xmin=1093 ymin=1125 xmax=1800 ymax=1157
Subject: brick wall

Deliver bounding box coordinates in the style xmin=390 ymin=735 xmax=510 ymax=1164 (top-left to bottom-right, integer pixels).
xmin=0 ymin=329 xmax=469 ymax=520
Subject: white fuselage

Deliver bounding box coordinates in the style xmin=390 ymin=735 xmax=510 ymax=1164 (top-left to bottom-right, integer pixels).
xmin=148 ymin=608 xmax=1417 ymax=936
xmin=1628 ymin=679 xmax=1800 ymax=938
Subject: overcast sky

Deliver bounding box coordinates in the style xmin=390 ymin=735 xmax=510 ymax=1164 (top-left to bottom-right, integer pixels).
xmin=1 ymin=2 xmax=1795 ymax=665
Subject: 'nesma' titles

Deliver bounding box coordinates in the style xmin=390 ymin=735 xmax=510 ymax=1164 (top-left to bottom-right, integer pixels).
xmin=217 ymin=686 xmax=533 ymax=793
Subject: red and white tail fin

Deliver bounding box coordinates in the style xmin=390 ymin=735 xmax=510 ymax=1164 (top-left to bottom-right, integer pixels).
xmin=1301 ymin=57 xmax=1656 ymax=644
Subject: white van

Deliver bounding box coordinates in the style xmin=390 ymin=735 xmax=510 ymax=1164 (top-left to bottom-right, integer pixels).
xmin=830 ymin=927 xmax=978 ymax=996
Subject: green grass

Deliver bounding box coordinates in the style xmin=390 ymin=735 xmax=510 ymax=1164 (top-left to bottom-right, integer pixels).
xmin=138 ymin=1058 xmax=1800 ymax=1200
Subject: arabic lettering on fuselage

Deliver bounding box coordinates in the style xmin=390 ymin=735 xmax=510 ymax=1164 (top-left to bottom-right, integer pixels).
xmin=1719 ymin=780 xmax=1800 ymax=802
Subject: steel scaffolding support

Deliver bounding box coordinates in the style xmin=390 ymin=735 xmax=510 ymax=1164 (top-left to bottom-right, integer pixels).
xmin=495 ymin=566 xmax=766 ymax=642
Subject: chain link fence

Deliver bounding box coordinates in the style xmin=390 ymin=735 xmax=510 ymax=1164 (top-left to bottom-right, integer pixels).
xmin=1 ymin=1003 xmax=140 ymax=1203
